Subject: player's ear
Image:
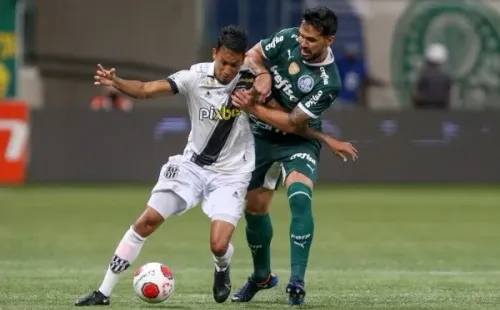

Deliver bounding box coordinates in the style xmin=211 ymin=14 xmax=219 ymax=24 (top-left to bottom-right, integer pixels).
xmin=326 ymin=36 xmax=335 ymax=46
xmin=212 ymin=48 xmax=217 ymax=61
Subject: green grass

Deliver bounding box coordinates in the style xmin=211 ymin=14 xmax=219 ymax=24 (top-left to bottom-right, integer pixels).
xmin=0 ymin=185 xmax=499 ymax=309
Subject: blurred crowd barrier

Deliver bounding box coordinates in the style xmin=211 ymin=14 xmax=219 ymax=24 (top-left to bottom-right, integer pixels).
xmin=24 ymin=107 xmax=500 ymax=183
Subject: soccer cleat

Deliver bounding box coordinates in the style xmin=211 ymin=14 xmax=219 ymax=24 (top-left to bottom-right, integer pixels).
xmin=286 ymin=281 xmax=306 ymax=306
xmin=74 ymin=290 xmax=110 ymax=306
xmin=231 ymin=273 xmax=279 ymax=302
xmin=213 ymin=264 xmax=231 ymax=303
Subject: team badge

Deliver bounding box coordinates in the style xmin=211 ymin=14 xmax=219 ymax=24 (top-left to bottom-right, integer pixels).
xmin=288 ymin=62 xmax=300 ymax=75
xmin=297 ymin=75 xmax=314 ymax=93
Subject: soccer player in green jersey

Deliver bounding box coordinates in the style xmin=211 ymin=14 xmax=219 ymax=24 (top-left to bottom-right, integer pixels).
xmin=230 ymin=7 xmax=354 ymax=305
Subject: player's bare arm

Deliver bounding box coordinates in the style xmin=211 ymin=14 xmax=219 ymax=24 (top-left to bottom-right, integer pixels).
xmin=245 ymin=43 xmax=272 ymax=102
xmin=94 ymin=64 xmax=175 ymax=99
xmin=232 ymin=90 xmax=357 ymax=161
xmin=256 ymin=102 xmax=357 ymax=161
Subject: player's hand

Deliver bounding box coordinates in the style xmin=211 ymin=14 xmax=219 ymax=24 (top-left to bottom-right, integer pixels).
xmin=231 ymin=89 xmax=255 ymax=111
xmin=325 ymin=138 xmax=358 ymax=162
xmin=94 ymin=64 xmax=116 ymax=87
xmin=253 ymin=72 xmax=272 ymax=103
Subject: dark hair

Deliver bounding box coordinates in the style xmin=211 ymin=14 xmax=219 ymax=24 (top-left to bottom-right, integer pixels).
xmin=216 ymin=25 xmax=248 ymax=54
xmin=302 ymin=6 xmax=338 ymax=36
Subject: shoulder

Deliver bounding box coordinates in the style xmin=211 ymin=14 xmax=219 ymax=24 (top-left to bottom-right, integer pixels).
xmin=189 ymin=62 xmax=212 ymax=76
xmin=318 ymin=63 xmax=342 ymax=92
xmin=275 ymin=27 xmax=300 ymax=44
xmin=275 ymin=27 xmax=299 ymax=37
xmin=261 ymin=27 xmax=300 ymax=50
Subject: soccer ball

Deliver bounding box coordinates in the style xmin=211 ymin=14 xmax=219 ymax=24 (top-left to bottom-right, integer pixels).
xmin=133 ymin=262 xmax=175 ymax=303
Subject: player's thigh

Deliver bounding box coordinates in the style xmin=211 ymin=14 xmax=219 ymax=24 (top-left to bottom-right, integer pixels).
xmin=147 ymin=155 xmax=204 ymax=219
xmin=248 ymin=138 xmax=282 ymax=192
xmin=202 ymin=172 xmax=252 ymax=227
xmin=280 ymin=147 xmax=319 ymax=188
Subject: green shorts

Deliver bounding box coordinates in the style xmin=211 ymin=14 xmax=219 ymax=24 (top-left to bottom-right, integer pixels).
xmin=248 ymin=136 xmax=321 ymax=191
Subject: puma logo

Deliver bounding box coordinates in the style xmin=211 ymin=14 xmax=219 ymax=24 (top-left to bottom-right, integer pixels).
xmin=306 ymin=164 xmax=315 ymax=173
xmin=293 ymin=241 xmax=306 ymax=249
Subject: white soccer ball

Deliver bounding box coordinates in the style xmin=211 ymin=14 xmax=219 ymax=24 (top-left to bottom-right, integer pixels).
xmin=133 ymin=262 xmax=175 ymax=303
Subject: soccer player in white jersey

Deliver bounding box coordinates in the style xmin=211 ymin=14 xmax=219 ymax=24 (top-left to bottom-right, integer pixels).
xmin=75 ymin=25 xmax=254 ymax=306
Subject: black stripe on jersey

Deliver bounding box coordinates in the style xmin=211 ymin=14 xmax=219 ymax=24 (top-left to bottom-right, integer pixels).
xmin=165 ymin=78 xmax=179 ymax=94
xmin=191 ymin=70 xmax=255 ymax=167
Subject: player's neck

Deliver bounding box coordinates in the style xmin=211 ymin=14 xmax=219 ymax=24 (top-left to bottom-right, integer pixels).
xmin=315 ymin=49 xmax=330 ymax=63
xmin=306 ymin=48 xmax=329 ymax=64
xmin=214 ymin=75 xmax=230 ymax=85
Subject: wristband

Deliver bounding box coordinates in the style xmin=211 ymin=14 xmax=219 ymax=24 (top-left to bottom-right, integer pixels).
xmin=255 ymin=71 xmax=271 ymax=77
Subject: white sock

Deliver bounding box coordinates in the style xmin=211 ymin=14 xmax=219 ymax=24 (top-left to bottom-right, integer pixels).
xmin=213 ymin=243 xmax=234 ymax=272
xmin=98 ymin=226 xmax=146 ymax=297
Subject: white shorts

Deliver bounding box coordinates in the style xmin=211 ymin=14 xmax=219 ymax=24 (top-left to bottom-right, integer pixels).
xmin=147 ymin=155 xmax=251 ymax=226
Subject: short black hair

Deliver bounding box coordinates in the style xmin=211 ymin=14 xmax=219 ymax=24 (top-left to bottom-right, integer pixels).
xmin=216 ymin=25 xmax=248 ymax=54
xmin=302 ymin=6 xmax=338 ymax=36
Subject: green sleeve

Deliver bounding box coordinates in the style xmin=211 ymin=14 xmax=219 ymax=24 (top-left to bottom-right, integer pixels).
xmin=259 ymin=27 xmax=299 ymax=61
xmin=297 ymin=85 xmax=340 ymax=119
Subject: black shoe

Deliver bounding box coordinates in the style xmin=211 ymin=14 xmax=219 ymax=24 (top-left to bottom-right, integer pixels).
xmin=75 ymin=290 xmax=110 ymax=306
xmin=286 ymin=281 xmax=306 ymax=306
xmin=213 ymin=265 xmax=231 ymax=303
xmin=231 ymin=273 xmax=279 ymax=302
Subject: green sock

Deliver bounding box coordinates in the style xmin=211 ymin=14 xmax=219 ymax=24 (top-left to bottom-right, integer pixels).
xmin=287 ymin=182 xmax=314 ymax=283
xmin=245 ymin=212 xmax=273 ymax=282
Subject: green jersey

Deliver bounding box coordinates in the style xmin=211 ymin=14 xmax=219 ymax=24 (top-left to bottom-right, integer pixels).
xmin=250 ymin=27 xmax=342 ymax=143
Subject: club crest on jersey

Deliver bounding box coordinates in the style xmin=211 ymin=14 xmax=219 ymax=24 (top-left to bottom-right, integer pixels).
xmin=297 ymin=75 xmax=314 ymax=93
xmin=199 ymin=105 xmax=241 ymax=121
xmin=288 ymin=62 xmax=300 ymax=75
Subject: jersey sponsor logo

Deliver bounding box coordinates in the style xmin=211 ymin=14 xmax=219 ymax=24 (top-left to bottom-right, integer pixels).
xmin=297 ymin=75 xmax=314 ymax=93
xmin=304 ymin=90 xmax=323 ymax=108
xmin=199 ymin=105 xmax=241 ymax=121
xmin=320 ymin=67 xmax=329 ymax=85
xmin=288 ymin=62 xmax=300 ymax=75
xmin=391 ymin=0 xmax=500 ymax=108
xmin=0 ymin=101 xmax=29 ymax=184
xmin=290 ymin=152 xmax=316 ymax=165
xmin=270 ymin=65 xmax=299 ymax=103
xmin=202 ymin=79 xmax=218 ymax=87
xmin=264 ymin=35 xmax=284 ymax=51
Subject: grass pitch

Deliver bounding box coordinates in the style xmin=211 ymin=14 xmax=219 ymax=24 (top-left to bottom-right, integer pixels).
xmin=0 ymin=184 xmax=499 ymax=309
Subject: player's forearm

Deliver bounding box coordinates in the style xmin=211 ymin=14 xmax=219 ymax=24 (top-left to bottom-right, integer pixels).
xmin=245 ymin=46 xmax=268 ymax=75
xmin=112 ymin=76 xmax=149 ymax=99
xmin=250 ymin=104 xmax=302 ymax=134
xmin=251 ymin=104 xmax=331 ymax=143
xmin=295 ymin=126 xmax=327 ymax=143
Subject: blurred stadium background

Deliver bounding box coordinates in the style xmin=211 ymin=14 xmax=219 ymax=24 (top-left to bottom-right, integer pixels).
xmin=1 ymin=0 xmax=499 ymax=309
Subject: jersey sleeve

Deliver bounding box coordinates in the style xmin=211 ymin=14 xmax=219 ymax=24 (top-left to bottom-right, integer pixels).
xmin=297 ymin=85 xmax=340 ymax=119
xmin=165 ymin=69 xmax=197 ymax=95
xmin=260 ymin=28 xmax=299 ymax=61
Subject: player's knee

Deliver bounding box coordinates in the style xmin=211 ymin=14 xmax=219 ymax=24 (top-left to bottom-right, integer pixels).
xmin=285 ymin=171 xmax=314 ymax=188
xmin=132 ymin=207 xmax=164 ymax=238
xmin=245 ymin=188 xmax=274 ymax=215
xmin=210 ymin=238 xmax=229 ymax=257
xmin=209 ymin=219 xmax=234 ymax=256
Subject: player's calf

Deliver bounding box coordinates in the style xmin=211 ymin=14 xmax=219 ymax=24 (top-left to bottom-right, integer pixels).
xmin=285 ymin=172 xmax=315 ymax=284
xmin=244 ymin=188 xmax=275 ymax=282
xmin=210 ymin=219 xmax=235 ymax=303
xmin=75 ymin=201 xmax=173 ymax=306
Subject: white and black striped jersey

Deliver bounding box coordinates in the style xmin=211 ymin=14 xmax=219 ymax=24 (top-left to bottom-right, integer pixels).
xmin=166 ymin=62 xmax=255 ymax=174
